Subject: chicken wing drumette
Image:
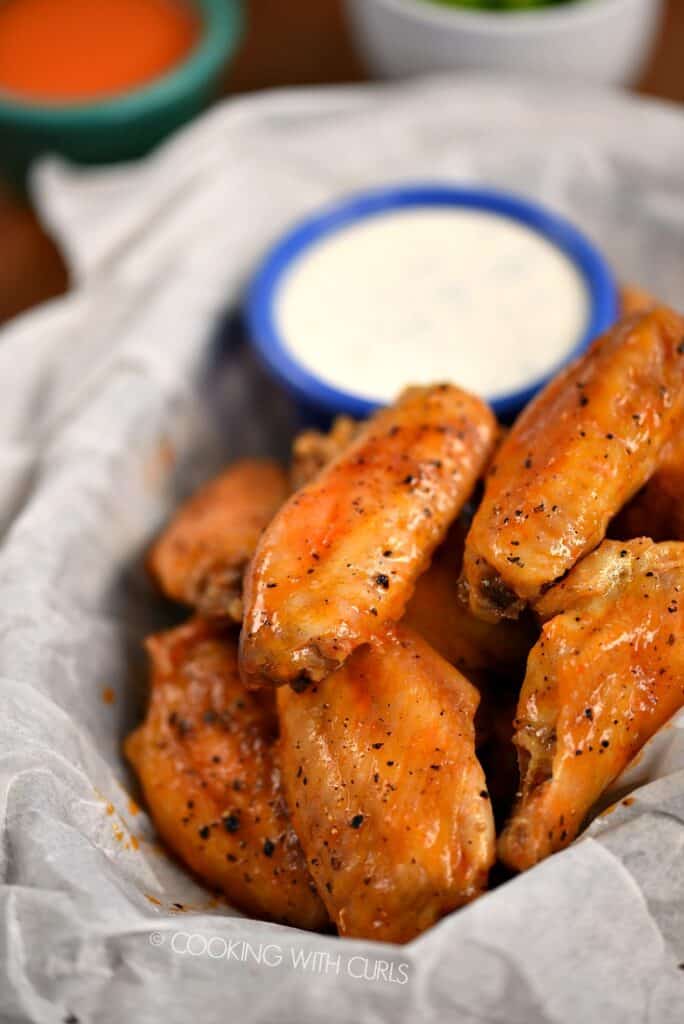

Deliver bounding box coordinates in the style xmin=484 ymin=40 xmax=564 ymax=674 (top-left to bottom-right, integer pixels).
xmin=499 ymin=539 xmax=684 ymax=872
xmin=240 ymin=384 xmax=497 ymax=689
xmin=148 ymin=459 xmax=288 ymax=622
xmin=277 ymin=624 xmax=495 ymax=943
xmin=462 ymin=308 xmax=684 ymax=621
xmin=125 ymin=618 xmax=327 ymax=929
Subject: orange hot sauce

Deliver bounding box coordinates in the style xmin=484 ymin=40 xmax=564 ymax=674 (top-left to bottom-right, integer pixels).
xmin=0 ymin=0 xmax=200 ymax=103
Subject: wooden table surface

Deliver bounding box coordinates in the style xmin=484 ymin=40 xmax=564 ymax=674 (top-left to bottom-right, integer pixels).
xmin=1 ymin=0 xmax=683 ymax=326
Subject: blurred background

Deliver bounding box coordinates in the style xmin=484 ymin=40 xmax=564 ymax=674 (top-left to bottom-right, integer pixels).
xmin=0 ymin=0 xmax=682 ymax=327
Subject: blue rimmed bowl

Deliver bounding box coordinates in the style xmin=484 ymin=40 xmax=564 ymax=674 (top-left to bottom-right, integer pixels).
xmin=0 ymin=0 xmax=244 ymax=187
xmin=246 ymin=184 xmax=619 ymax=423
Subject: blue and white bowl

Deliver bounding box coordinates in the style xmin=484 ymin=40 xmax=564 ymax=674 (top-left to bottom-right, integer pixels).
xmin=246 ymin=184 xmax=619 ymax=422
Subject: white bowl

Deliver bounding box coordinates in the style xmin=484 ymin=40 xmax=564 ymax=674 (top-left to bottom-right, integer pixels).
xmin=345 ymin=0 xmax=664 ymax=87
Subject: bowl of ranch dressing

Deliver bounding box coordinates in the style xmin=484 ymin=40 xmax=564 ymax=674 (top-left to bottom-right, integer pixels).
xmin=246 ymin=185 xmax=618 ymax=421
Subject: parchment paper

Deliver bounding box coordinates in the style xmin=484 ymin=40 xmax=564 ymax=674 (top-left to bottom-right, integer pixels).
xmin=1 ymin=75 xmax=684 ymax=1024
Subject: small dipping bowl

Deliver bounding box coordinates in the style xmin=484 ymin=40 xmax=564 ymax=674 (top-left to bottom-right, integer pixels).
xmin=0 ymin=0 xmax=244 ymax=186
xmin=246 ymin=184 xmax=619 ymax=422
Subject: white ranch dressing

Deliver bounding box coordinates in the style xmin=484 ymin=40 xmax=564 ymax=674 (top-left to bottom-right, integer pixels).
xmin=275 ymin=207 xmax=590 ymax=403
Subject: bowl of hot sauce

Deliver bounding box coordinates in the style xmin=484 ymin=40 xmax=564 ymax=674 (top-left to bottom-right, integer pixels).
xmin=0 ymin=0 xmax=243 ymax=184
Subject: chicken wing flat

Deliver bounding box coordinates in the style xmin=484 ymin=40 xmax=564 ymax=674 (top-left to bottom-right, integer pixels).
xmin=403 ymin=521 xmax=536 ymax=677
xmin=614 ymin=428 xmax=684 ymax=542
xmin=277 ymin=624 xmax=495 ymax=943
xmin=125 ymin=618 xmax=327 ymax=929
xmin=498 ymin=538 xmax=684 ymax=872
xmin=240 ymin=385 xmax=497 ymax=689
xmin=290 ymin=416 xmax=359 ymax=491
xmin=148 ymin=459 xmax=288 ymax=622
xmin=462 ymin=308 xmax=684 ymax=622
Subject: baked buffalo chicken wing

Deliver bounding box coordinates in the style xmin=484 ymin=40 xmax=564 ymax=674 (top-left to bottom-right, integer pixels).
xmin=148 ymin=459 xmax=288 ymax=622
xmin=240 ymin=384 xmax=497 ymax=689
xmin=499 ymin=539 xmax=684 ymax=872
xmin=463 ymin=308 xmax=684 ymax=621
xmin=277 ymin=624 xmax=495 ymax=942
xmin=614 ymin=426 xmax=684 ymax=543
xmin=403 ymin=520 xmax=537 ymax=677
xmin=290 ymin=416 xmax=359 ymax=491
xmin=125 ymin=618 xmax=327 ymax=929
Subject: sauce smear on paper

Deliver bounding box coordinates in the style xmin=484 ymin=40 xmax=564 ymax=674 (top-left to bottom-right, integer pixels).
xmin=0 ymin=0 xmax=199 ymax=103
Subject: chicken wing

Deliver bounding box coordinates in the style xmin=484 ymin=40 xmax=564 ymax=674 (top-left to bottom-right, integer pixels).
xmin=498 ymin=538 xmax=684 ymax=872
xmin=462 ymin=307 xmax=684 ymax=622
xmin=277 ymin=624 xmax=495 ymax=943
xmin=290 ymin=416 xmax=359 ymax=491
xmin=240 ymin=385 xmax=497 ymax=689
xmin=148 ymin=459 xmax=288 ymax=622
xmin=125 ymin=618 xmax=327 ymax=929
xmin=403 ymin=521 xmax=537 ymax=677
xmin=613 ymin=427 xmax=684 ymax=542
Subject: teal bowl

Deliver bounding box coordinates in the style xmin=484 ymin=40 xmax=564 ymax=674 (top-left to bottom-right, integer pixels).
xmin=0 ymin=0 xmax=244 ymax=187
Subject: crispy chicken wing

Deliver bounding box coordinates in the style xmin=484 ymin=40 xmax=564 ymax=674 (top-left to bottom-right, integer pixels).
xmin=290 ymin=416 xmax=359 ymax=491
xmin=125 ymin=618 xmax=327 ymax=929
xmin=614 ymin=428 xmax=684 ymax=542
xmin=403 ymin=521 xmax=537 ymax=677
xmin=498 ymin=539 xmax=684 ymax=872
xmin=277 ymin=624 xmax=495 ymax=943
xmin=463 ymin=308 xmax=684 ymax=622
xmin=240 ymin=385 xmax=497 ymax=689
xmin=148 ymin=459 xmax=288 ymax=622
